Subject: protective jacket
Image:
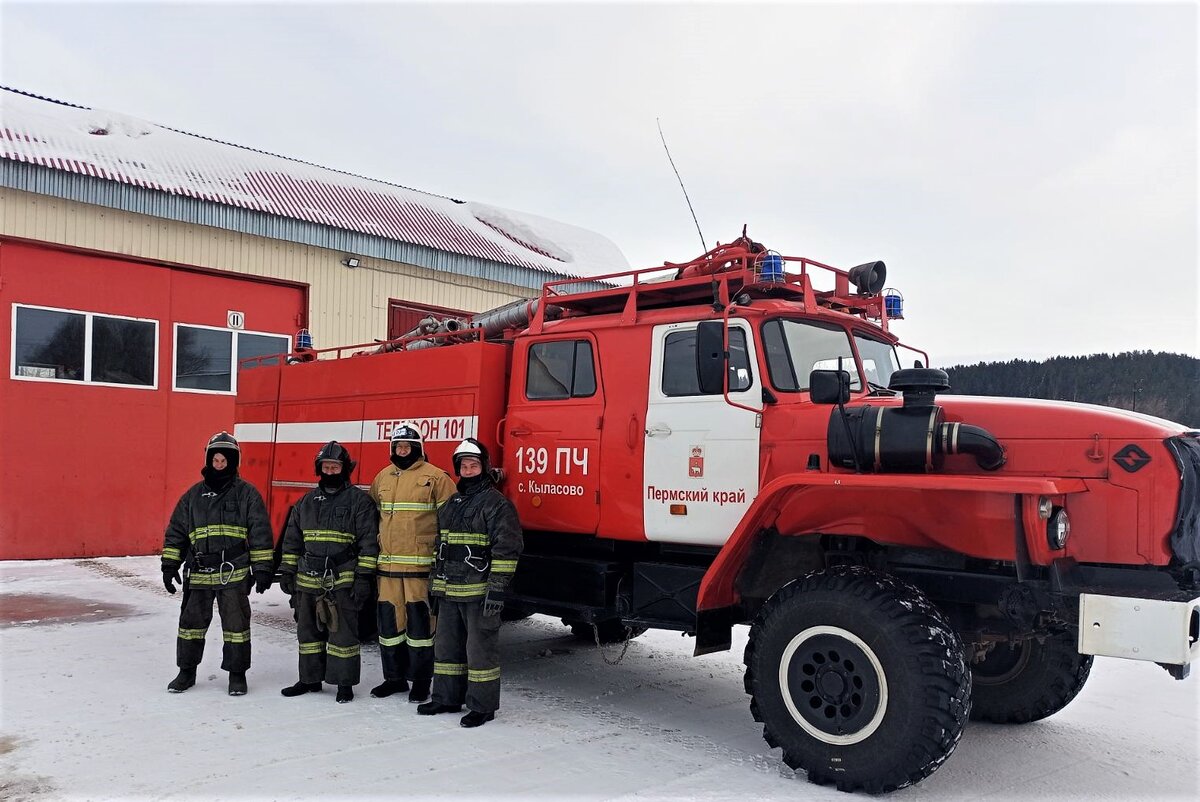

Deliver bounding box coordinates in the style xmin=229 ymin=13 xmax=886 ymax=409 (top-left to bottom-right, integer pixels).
xmin=279 ymin=483 xmax=380 ymax=593
xmin=431 ymin=479 xmax=523 ymax=602
xmin=370 ymin=459 xmax=456 ymax=577
xmin=161 ymin=478 xmax=273 ymax=587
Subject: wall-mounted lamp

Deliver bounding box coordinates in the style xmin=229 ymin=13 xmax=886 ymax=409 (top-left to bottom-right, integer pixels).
xmin=342 ymin=256 xmax=361 ymax=269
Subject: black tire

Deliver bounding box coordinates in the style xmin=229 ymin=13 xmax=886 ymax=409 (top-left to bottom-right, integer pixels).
xmin=969 ymin=633 xmax=1092 ymax=724
xmin=565 ymin=618 xmax=647 ymax=644
xmin=744 ymin=566 xmax=970 ymax=794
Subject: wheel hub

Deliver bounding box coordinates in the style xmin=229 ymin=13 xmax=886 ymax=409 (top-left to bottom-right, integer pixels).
xmin=785 ymin=632 xmax=882 ymax=738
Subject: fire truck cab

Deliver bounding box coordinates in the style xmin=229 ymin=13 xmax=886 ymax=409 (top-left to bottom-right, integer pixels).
xmin=236 ymin=233 xmax=1200 ymax=794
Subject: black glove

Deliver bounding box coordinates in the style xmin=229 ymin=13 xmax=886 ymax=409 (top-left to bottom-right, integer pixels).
xmin=279 ymin=573 xmax=295 ymax=595
xmin=253 ymin=570 xmax=273 ymax=594
xmin=162 ymin=567 xmax=180 ymax=595
xmin=482 ymin=589 xmax=504 ymax=618
xmin=351 ymin=576 xmax=372 ymax=607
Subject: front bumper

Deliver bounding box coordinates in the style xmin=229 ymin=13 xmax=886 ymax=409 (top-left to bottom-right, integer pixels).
xmin=1078 ymin=593 xmax=1200 ymax=678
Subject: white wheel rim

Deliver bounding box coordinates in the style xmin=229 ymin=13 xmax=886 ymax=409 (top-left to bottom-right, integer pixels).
xmin=778 ymin=625 xmax=888 ymax=746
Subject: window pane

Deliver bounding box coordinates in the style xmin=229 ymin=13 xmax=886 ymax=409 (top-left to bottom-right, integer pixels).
xmin=768 ymin=319 xmax=859 ymax=392
xmin=662 ymin=329 xmax=752 ymax=397
xmin=727 ymin=330 xmax=752 ymax=391
xmin=572 ymin=341 xmax=596 ymax=397
xmin=92 ymin=316 xmax=155 ymax=386
xmin=14 ymin=307 xmax=84 ymax=380
xmin=176 ymin=326 xmax=232 ymax=391
xmin=854 ymin=335 xmax=901 ymax=389
xmin=237 ymin=332 xmax=289 ymax=369
xmin=763 ymin=320 xmax=798 ymax=391
xmin=662 ymin=331 xmax=700 ymax=396
xmin=526 ymin=341 xmax=575 ymax=400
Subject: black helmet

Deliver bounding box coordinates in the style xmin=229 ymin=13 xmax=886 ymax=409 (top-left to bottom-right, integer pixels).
xmin=205 ymin=431 xmax=240 ymax=470
xmin=452 ymin=438 xmax=490 ymax=477
xmin=314 ymin=441 xmax=355 ymax=478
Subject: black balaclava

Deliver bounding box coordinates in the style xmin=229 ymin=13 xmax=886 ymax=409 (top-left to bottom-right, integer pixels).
xmin=390 ymin=441 xmax=423 ymax=471
xmin=315 ymin=441 xmax=354 ymax=493
xmin=202 ymin=448 xmax=239 ymax=490
xmin=453 ymin=438 xmax=491 ymax=493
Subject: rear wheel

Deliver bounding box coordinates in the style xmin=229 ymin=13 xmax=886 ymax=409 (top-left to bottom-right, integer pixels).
xmin=744 ymin=566 xmax=970 ymax=793
xmin=969 ymin=632 xmax=1092 ymax=724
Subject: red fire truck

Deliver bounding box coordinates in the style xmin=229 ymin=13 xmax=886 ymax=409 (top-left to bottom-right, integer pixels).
xmin=235 ymin=233 xmax=1200 ymax=793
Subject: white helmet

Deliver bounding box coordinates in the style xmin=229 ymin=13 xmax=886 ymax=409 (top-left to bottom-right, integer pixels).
xmin=452 ymin=438 xmax=490 ymax=476
xmin=389 ymin=421 xmax=423 ymax=447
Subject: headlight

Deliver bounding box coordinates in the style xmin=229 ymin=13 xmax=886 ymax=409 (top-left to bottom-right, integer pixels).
xmin=1047 ymin=508 xmax=1070 ymax=550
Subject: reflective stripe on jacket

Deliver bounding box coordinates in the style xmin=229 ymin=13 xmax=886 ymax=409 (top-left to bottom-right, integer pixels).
xmin=279 ymin=483 xmax=380 ymax=593
xmin=161 ymin=478 xmax=273 ymax=574
xmin=431 ymin=480 xmax=523 ymax=601
xmin=369 ymin=459 xmax=456 ymax=578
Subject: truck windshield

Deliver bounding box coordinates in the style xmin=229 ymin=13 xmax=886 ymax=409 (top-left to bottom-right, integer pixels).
xmin=762 ymin=318 xmax=860 ymax=392
xmin=853 ymin=334 xmax=901 ymax=390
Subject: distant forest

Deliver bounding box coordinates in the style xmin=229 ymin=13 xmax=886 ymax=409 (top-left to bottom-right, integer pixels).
xmin=941 ymin=352 xmax=1199 ymax=428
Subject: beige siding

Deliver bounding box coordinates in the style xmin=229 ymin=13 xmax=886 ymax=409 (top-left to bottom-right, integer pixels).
xmin=0 ymin=188 xmax=533 ymax=346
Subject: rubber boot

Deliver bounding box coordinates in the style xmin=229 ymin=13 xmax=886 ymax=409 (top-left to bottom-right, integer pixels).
xmin=460 ymin=710 xmax=495 ymax=728
xmin=369 ymin=679 xmax=408 ymax=698
xmin=407 ymin=677 xmax=431 ymax=703
xmin=417 ymin=701 xmax=462 ymax=716
xmin=167 ymin=667 xmax=196 ymax=693
xmin=336 ymin=685 xmax=354 ymax=704
xmin=280 ymin=681 xmax=323 ymax=697
xmin=228 ymin=671 xmax=248 ymax=696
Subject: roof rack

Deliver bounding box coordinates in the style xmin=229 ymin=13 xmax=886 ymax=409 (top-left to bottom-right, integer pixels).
xmin=526 ymin=233 xmax=893 ymax=333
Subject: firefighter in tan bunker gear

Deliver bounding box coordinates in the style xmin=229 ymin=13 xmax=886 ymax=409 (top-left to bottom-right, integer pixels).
xmin=368 ymin=421 xmax=456 ymax=702
xmin=418 ymin=438 xmax=523 ymax=728
xmin=161 ymin=432 xmax=274 ymax=696
xmin=278 ymin=441 xmax=380 ymax=703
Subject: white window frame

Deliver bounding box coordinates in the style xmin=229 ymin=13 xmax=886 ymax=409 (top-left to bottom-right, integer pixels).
xmin=10 ymin=302 xmax=160 ymax=391
xmin=172 ymin=322 xmax=291 ymax=396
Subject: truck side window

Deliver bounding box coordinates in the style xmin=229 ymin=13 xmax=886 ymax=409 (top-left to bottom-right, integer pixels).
xmin=526 ymin=340 xmax=596 ymax=400
xmin=662 ymin=328 xmax=752 ymax=397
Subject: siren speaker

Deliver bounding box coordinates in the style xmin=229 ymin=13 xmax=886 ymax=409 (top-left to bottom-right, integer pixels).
xmin=848 ymin=261 xmax=887 ymax=295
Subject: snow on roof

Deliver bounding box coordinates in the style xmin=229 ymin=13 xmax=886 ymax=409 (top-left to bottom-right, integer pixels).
xmin=0 ymin=88 xmax=628 ymax=279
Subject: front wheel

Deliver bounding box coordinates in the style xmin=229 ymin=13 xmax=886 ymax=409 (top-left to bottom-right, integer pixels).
xmin=969 ymin=632 xmax=1092 ymax=724
xmin=744 ymin=566 xmax=971 ymax=793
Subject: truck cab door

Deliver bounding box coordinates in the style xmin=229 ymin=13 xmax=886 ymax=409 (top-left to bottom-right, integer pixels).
xmin=503 ymin=335 xmax=603 ymax=534
xmin=644 ymin=320 xmax=760 ymax=545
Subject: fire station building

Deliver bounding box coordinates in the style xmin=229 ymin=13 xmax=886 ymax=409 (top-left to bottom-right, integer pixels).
xmin=0 ymin=87 xmax=624 ymax=560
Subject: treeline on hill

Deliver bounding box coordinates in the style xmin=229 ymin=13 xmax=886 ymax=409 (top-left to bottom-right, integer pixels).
xmin=941 ymin=351 xmax=1200 ymax=427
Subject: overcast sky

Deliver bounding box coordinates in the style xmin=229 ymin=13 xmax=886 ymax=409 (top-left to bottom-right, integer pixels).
xmin=2 ymin=1 xmax=1196 ymax=365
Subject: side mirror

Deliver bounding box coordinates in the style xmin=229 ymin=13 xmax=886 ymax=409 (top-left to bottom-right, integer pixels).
xmin=809 ymin=369 xmax=851 ymax=405
xmin=696 ymin=320 xmax=726 ymax=395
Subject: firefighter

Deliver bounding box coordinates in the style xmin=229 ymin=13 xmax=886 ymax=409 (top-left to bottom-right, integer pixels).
xmin=161 ymin=431 xmax=274 ymax=696
xmin=277 ymin=441 xmax=380 ymax=703
xmin=418 ymin=438 xmax=522 ymax=727
xmin=368 ymin=422 xmax=456 ymax=702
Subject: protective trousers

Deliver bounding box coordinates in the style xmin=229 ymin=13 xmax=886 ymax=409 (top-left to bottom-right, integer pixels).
xmin=430 ymin=599 xmax=501 ymax=714
xmin=376 ymin=575 xmax=435 ymax=683
xmin=295 ymin=589 xmax=362 ymax=686
xmin=176 ymin=584 xmax=251 ymax=671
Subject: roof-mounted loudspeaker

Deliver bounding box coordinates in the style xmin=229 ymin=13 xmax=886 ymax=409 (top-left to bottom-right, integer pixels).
xmin=848 ymin=261 xmax=887 ymax=295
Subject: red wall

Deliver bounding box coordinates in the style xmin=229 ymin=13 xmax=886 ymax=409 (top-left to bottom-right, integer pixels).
xmin=0 ymin=239 xmax=306 ymax=559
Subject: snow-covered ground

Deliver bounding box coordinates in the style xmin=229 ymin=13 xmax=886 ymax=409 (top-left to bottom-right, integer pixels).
xmin=1 ymin=556 xmax=1196 ymax=801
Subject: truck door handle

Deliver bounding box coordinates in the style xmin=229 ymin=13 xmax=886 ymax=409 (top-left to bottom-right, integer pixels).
xmin=646 ymin=423 xmax=672 ymax=438
xmin=510 ymin=427 xmax=531 ymax=437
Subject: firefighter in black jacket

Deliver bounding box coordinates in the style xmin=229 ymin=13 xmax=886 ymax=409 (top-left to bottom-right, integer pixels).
xmin=418 ymin=438 xmax=522 ymax=727
xmin=161 ymin=431 xmax=274 ymax=696
xmin=277 ymin=441 xmax=380 ymax=703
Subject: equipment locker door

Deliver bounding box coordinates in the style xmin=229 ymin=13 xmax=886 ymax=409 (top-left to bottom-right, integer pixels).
xmin=643 ymin=320 xmax=760 ymax=546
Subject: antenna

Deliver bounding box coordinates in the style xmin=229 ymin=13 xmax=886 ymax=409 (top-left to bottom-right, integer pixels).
xmin=657 ymin=118 xmax=706 ymax=252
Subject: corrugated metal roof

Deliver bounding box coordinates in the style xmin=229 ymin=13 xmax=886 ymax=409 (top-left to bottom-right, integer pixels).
xmin=0 ymin=87 xmax=628 ymax=280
